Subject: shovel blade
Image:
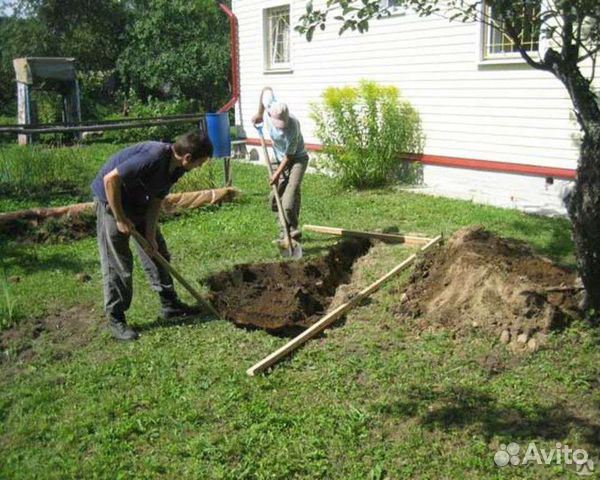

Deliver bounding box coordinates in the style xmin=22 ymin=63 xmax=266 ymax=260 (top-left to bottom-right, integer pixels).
xmin=278 ymin=238 xmax=303 ymax=259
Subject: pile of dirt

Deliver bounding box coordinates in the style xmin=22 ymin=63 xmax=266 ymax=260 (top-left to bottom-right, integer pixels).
xmin=396 ymin=226 xmax=581 ymax=351
xmin=207 ymin=238 xmax=371 ymax=333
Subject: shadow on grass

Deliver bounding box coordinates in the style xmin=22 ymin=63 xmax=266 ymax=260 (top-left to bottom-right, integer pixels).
xmin=506 ymin=215 xmax=574 ymax=261
xmin=378 ymin=385 xmax=599 ymax=448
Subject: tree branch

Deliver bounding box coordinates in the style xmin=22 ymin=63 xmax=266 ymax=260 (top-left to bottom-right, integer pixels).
xmin=503 ymin=17 xmax=550 ymax=71
xmin=578 ymin=45 xmax=600 ymax=63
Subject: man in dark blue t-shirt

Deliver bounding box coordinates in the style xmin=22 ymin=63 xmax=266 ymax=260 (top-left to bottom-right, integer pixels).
xmin=92 ymin=131 xmax=213 ymax=341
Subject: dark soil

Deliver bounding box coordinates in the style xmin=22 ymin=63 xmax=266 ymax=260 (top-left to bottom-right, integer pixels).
xmin=395 ymin=226 xmax=582 ymax=351
xmin=207 ymin=238 xmax=372 ymax=333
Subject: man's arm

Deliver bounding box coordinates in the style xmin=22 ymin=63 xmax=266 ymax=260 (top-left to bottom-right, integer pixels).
xmin=144 ymin=197 xmax=163 ymax=253
xmin=103 ymin=168 xmax=134 ymax=235
xmin=252 ymin=87 xmax=274 ymax=125
xmin=270 ymin=155 xmax=291 ymax=185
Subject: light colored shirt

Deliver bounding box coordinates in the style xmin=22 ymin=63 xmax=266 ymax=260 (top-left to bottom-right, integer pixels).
xmin=267 ymin=114 xmax=307 ymax=163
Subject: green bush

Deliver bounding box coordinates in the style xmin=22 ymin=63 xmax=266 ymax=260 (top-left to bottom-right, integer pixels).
xmin=79 ymin=70 xmax=120 ymax=121
xmin=172 ymin=160 xmax=218 ymax=193
xmin=101 ymin=94 xmax=201 ymax=144
xmin=311 ymin=80 xmax=425 ymax=189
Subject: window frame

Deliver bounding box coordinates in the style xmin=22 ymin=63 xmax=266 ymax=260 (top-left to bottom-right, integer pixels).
xmin=478 ymin=0 xmax=541 ymax=65
xmin=263 ymin=4 xmax=293 ymax=74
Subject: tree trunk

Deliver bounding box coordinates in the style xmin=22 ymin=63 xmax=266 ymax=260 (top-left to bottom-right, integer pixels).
xmin=568 ymin=128 xmax=600 ymax=311
xmin=545 ymin=49 xmax=600 ymax=311
xmin=558 ymin=74 xmax=600 ymax=311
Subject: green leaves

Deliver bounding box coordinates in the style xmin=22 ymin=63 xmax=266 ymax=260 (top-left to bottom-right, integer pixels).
xmin=0 ymin=0 xmax=231 ymax=115
xmin=310 ymin=80 xmax=424 ymax=189
xmin=116 ymin=0 xmax=230 ymax=111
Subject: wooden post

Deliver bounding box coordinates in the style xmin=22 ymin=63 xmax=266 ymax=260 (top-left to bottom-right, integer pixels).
xmin=63 ymin=79 xmax=82 ymax=141
xmin=246 ymin=235 xmax=443 ymax=376
xmin=16 ymin=82 xmax=32 ymax=145
xmin=223 ymin=157 xmax=232 ymax=186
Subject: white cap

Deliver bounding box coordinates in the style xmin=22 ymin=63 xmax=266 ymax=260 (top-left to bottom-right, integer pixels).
xmin=268 ymin=101 xmax=289 ymax=129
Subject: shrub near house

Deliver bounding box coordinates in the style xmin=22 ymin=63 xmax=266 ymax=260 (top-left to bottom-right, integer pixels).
xmin=311 ymin=81 xmax=425 ymax=189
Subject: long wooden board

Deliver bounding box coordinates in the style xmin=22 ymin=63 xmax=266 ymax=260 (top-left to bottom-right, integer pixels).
xmin=303 ymin=224 xmax=432 ymax=245
xmin=247 ymin=235 xmax=443 ymax=376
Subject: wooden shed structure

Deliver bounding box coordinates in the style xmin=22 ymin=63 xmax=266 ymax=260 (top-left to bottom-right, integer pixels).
xmin=13 ymin=57 xmax=81 ymax=144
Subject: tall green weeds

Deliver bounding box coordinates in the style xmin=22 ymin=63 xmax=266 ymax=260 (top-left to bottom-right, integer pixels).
xmin=0 ymin=271 xmax=17 ymax=329
xmin=0 ymin=145 xmax=108 ymax=201
xmin=311 ymin=80 xmax=425 ymax=189
xmin=0 ymin=144 xmax=220 ymax=212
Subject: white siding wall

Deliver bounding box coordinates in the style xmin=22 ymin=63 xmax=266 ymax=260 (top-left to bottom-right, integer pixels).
xmin=232 ymin=0 xmax=598 ymax=215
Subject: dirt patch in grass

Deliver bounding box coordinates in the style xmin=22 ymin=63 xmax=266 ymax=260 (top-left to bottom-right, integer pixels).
xmin=0 ymin=212 xmax=96 ymax=244
xmin=395 ymin=226 xmax=581 ymax=351
xmin=0 ymin=189 xmax=239 ymax=245
xmin=207 ymin=238 xmax=372 ymax=333
xmin=0 ymin=304 xmax=99 ymax=373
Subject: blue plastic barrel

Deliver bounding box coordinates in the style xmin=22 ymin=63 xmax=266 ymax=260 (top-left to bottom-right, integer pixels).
xmin=206 ymin=112 xmax=231 ymax=158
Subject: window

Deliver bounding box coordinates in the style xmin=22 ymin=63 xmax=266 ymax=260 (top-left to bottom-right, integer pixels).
xmin=379 ymin=0 xmax=403 ymax=14
xmin=264 ymin=5 xmax=291 ymax=72
xmin=482 ymin=0 xmax=540 ymax=59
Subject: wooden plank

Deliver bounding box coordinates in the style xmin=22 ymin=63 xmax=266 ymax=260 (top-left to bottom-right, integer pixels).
xmin=303 ymin=224 xmax=432 ymax=245
xmin=246 ymin=235 xmax=443 ymax=376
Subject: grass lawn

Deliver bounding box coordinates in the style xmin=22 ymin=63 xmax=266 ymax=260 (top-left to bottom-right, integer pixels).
xmin=0 ymin=147 xmax=597 ymax=479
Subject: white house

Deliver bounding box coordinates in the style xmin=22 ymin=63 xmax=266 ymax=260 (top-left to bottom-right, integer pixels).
xmin=231 ymin=0 xmax=599 ymax=216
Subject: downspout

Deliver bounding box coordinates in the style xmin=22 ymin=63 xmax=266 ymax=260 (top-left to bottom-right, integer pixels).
xmin=218 ymin=3 xmax=240 ymax=113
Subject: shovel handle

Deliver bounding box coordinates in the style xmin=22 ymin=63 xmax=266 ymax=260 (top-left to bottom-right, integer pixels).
xmin=131 ymin=229 xmax=221 ymax=319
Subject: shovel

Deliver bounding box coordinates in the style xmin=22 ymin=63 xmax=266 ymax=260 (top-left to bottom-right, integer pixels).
xmin=131 ymin=229 xmax=222 ymax=319
xmin=255 ymin=124 xmax=302 ymax=259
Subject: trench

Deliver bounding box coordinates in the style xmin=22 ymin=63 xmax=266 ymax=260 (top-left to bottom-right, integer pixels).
xmin=207 ymin=238 xmax=372 ymax=334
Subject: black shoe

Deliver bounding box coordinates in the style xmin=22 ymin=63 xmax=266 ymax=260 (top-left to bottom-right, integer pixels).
xmin=161 ymin=299 xmax=203 ymax=320
xmin=109 ymin=319 xmax=139 ymax=341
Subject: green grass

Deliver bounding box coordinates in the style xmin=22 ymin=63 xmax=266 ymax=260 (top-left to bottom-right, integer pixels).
xmin=0 ymin=143 xmax=218 ymax=213
xmin=0 ymin=149 xmax=597 ymax=479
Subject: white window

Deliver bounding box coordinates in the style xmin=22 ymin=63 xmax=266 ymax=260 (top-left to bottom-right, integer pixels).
xmin=264 ymin=5 xmax=291 ymax=72
xmin=482 ymin=0 xmax=540 ymax=59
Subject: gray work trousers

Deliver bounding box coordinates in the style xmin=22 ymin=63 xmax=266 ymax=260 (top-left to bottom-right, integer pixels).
xmin=270 ymin=156 xmax=309 ymax=233
xmin=95 ymin=200 xmax=177 ymax=321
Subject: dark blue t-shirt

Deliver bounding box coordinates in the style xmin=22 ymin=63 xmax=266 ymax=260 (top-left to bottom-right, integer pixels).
xmin=91 ymin=142 xmax=186 ymax=209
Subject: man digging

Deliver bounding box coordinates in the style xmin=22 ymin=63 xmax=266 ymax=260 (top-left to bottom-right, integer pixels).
xmin=252 ymin=87 xmax=309 ymax=247
xmin=91 ymin=131 xmax=213 ymax=341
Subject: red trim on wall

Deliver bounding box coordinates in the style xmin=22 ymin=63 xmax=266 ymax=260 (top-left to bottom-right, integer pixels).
xmin=243 ymin=138 xmax=576 ymax=180
xmin=402 ymin=153 xmax=576 ymax=180
xmin=217 ymin=4 xmax=240 ymax=113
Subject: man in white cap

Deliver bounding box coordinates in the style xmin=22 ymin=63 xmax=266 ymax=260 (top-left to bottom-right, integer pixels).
xmin=252 ymin=87 xmax=309 ymax=242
